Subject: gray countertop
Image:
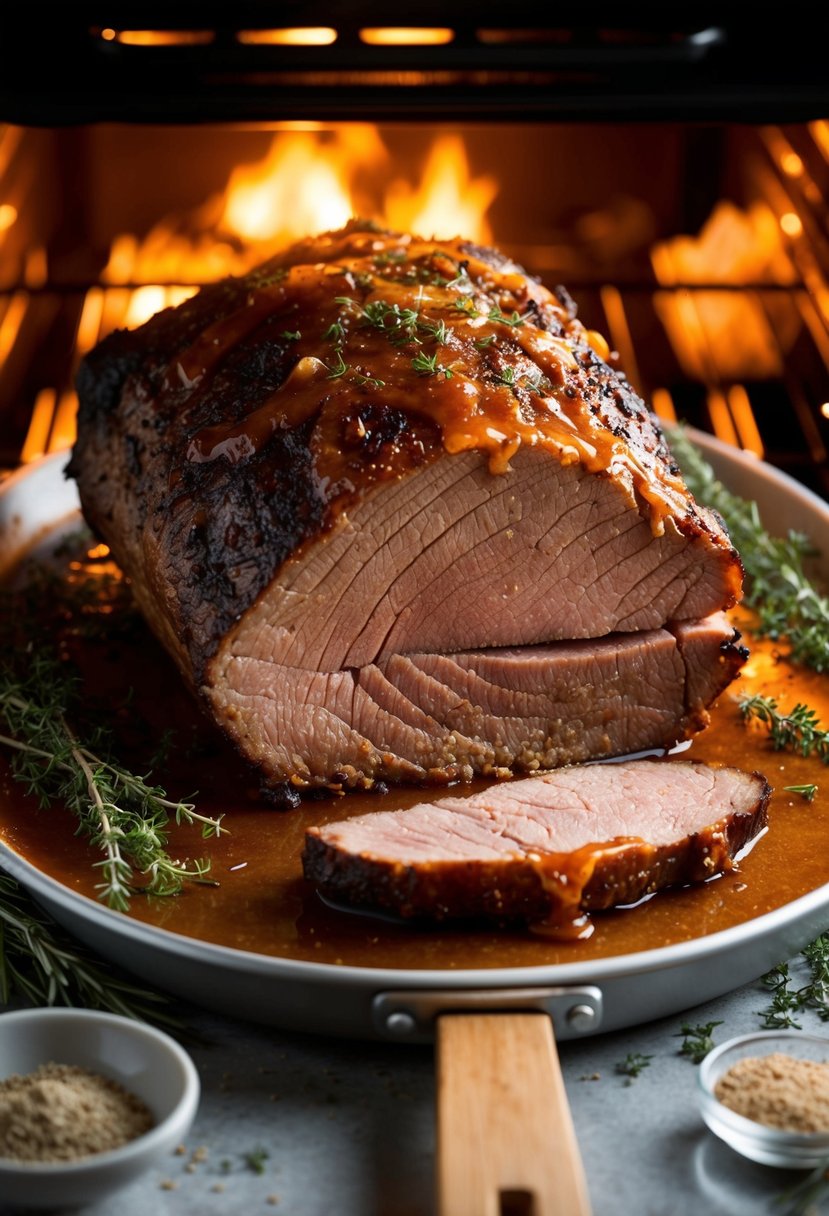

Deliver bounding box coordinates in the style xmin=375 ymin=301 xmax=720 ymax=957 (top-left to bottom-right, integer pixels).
xmin=3 ymin=950 xmax=828 ymax=1216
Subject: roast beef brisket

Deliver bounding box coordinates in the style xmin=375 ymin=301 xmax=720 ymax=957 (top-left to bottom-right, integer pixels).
xmin=302 ymin=761 xmax=770 ymax=924
xmin=68 ymin=222 xmax=744 ymax=791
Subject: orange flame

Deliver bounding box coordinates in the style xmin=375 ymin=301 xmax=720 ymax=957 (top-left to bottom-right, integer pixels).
xmin=102 ymin=126 xmax=498 ymax=292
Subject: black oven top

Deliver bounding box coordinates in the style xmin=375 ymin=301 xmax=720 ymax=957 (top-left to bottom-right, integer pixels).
xmin=3 ymin=2 xmax=829 ymax=125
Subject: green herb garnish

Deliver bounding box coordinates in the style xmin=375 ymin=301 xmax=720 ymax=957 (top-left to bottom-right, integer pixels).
xmin=615 ymin=1052 xmax=652 ymax=1084
xmin=243 ymin=1146 xmax=270 ymax=1175
xmin=411 ymin=351 xmax=453 ymax=379
xmin=760 ymin=963 xmax=803 ymax=1029
xmin=739 ymin=695 xmax=829 ymax=763
xmin=784 ymin=783 xmax=819 ymax=801
xmin=670 ymin=428 xmax=829 ymax=672
xmin=488 ymin=307 xmax=525 ymax=327
xmin=0 ymin=652 xmax=224 ymax=912
xmin=758 ymin=936 xmax=829 ymax=1029
xmin=322 ymin=320 xmax=346 ymax=344
xmin=452 ymin=297 xmax=480 ymax=318
xmin=675 ymin=1020 xmax=723 ymax=1063
xmin=323 ymin=350 xmax=350 ymax=380
xmin=0 ymin=874 xmax=181 ymax=1025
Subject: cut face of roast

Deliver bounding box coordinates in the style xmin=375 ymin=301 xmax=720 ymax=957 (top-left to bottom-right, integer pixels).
xmin=68 ymin=222 xmax=744 ymax=792
xmin=211 ymin=609 xmax=744 ymax=786
xmin=302 ymin=760 xmax=771 ymax=925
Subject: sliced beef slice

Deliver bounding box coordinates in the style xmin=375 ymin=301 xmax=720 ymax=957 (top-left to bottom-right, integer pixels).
xmin=303 ymin=760 xmax=770 ymax=923
xmin=69 ymin=222 xmax=744 ymax=790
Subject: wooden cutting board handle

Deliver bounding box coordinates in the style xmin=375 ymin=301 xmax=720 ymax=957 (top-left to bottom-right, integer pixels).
xmin=436 ymin=1012 xmax=592 ymax=1216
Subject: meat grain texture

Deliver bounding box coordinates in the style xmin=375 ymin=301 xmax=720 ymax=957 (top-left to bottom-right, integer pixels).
xmin=303 ymin=761 xmax=771 ymax=925
xmin=69 ymin=222 xmax=745 ymax=795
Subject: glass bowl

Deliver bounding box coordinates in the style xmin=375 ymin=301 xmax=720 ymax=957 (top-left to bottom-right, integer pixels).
xmin=0 ymin=1007 xmax=200 ymax=1209
xmin=698 ymin=1030 xmax=829 ymax=1168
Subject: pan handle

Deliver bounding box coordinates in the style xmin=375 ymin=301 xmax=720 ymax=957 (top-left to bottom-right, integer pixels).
xmin=372 ymin=984 xmax=602 ymax=1042
xmin=436 ymin=1012 xmax=592 ymax=1216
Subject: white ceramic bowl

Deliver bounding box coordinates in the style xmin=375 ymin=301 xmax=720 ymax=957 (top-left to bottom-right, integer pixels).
xmin=0 ymin=1007 xmax=200 ymax=1209
xmin=698 ymin=1030 xmax=829 ymax=1168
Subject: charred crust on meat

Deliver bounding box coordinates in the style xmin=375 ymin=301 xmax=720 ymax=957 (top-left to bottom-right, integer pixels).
xmin=70 ymin=225 xmax=746 ymax=790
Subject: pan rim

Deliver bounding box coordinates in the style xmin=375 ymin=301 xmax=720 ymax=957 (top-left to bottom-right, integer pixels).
xmin=1 ymin=437 xmax=828 ymax=999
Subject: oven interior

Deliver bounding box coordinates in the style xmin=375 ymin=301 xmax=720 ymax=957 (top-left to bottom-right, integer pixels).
xmin=1 ymin=13 xmax=826 ymax=493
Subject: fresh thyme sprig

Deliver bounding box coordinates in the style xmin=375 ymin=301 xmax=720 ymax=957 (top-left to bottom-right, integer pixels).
xmin=758 ymin=935 xmax=829 ymax=1028
xmin=675 ymin=1020 xmax=723 ymax=1063
xmin=739 ymin=694 xmax=829 ymax=764
xmin=0 ymin=651 xmax=225 ymax=911
xmin=615 ymin=1052 xmax=652 ymax=1084
xmin=670 ymin=427 xmax=829 ymax=672
xmin=0 ymin=873 xmax=181 ymax=1026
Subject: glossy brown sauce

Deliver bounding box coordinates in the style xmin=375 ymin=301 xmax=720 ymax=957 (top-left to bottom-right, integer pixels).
xmin=1 ymin=530 xmax=827 ymax=972
xmin=171 ymin=230 xmax=694 ymax=533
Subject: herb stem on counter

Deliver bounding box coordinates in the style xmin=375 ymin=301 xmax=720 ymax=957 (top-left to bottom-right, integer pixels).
xmin=0 ymin=874 xmax=180 ymax=1025
xmin=0 ymin=652 xmax=225 ymax=911
xmin=675 ymin=1020 xmax=723 ymax=1063
xmin=670 ymin=427 xmax=829 ymax=672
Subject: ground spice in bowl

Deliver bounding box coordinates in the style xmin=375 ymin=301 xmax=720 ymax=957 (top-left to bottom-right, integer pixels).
xmin=714 ymin=1052 xmax=829 ymax=1133
xmin=0 ymin=1062 xmax=154 ymax=1162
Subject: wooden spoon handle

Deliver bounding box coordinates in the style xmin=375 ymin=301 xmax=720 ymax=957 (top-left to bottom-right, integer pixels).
xmin=436 ymin=1012 xmax=592 ymax=1216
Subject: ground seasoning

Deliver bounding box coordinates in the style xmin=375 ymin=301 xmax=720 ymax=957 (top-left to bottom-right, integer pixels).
xmin=0 ymin=1062 xmax=154 ymax=1162
xmin=714 ymin=1053 xmax=829 ymax=1133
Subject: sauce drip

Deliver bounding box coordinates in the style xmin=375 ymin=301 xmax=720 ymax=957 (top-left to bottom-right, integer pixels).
xmin=166 ymin=227 xmax=695 ymax=536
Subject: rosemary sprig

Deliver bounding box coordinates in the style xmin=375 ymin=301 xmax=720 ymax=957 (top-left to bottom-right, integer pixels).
xmin=739 ymin=694 xmax=829 ymax=764
xmin=0 ymin=873 xmax=180 ymax=1026
xmin=0 ymin=651 xmax=225 ymax=911
xmin=784 ymin=783 xmax=819 ymax=801
xmin=670 ymin=427 xmax=829 ymax=672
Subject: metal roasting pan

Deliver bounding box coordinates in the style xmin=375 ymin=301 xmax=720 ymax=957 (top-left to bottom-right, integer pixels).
xmin=1 ymin=432 xmax=829 ymax=1048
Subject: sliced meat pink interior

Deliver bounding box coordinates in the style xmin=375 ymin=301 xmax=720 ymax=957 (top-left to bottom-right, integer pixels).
xmin=303 ymin=760 xmax=770 ymax=925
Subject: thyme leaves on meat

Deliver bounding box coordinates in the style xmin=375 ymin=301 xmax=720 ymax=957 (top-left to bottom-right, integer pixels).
xmin=0 ymin=873 xmax=182 ymax=1026
xmin=488 ymin=306 xmax=526 ymax=327
xmin=323 ymin=350 xmax=350 ymax=380
xmin=411 ymin=351 xmax=454 ymax=379
xmin=670 ymin=427 xmax=829 ymax=672
xmin=739 ymin=695 xmax=829 ymax=764
xmin=675 ymin=1020 xmax=723 ymax=1064
xmin=0 ymin=651 xmax=225 ymax=912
